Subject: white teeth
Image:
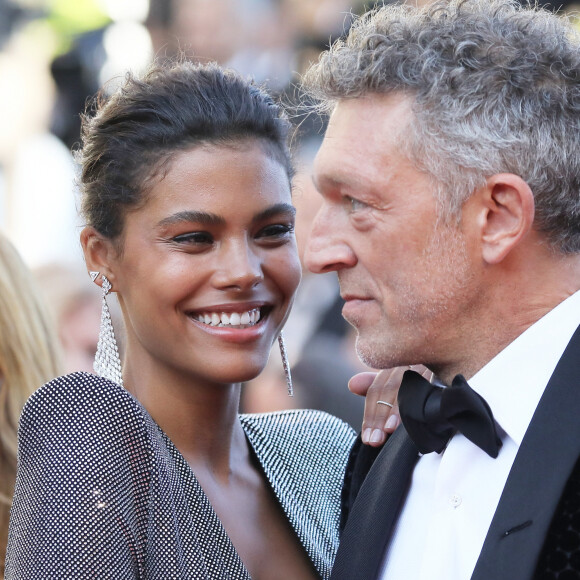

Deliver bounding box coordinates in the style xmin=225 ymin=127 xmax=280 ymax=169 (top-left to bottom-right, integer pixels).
xmin=193 ymin=308 xmax=263 ymax=328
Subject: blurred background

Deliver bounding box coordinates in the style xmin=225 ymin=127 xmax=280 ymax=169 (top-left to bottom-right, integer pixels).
xmin=1 ymin=0 xmax=579 ymax=427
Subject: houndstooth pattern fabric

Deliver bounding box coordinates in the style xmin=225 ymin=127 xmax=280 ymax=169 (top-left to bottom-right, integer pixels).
xmin=6 ymin=372 xmax=355 ymax=579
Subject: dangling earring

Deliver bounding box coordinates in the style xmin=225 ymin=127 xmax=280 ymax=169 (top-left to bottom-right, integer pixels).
xmin=92 ymin=272 xmax=123 ymax=386
xmin=278 ymin=332 xmax=293 ymax=397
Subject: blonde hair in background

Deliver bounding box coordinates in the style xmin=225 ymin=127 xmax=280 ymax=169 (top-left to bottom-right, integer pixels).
xmin=0 ymin=234 xmax=62 ymax=572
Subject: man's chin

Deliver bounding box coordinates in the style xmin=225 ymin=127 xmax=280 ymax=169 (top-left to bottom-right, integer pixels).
xmin=355 ymin=332 xmax=414 ymax=370
xmin=355 ymin=337 xmax=389 ymax=369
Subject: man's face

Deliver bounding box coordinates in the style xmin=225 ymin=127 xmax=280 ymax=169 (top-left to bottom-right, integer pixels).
xmin=305 ymin=93 xmax=482 ymax=372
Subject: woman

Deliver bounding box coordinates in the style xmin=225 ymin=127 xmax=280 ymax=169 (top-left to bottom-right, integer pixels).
xmin=7 ymin=61 xmax=346 ymax=579
xmin=0 ymin=234 xmax=62 ymax=575
xmin=6 ymin=61 xmax=399 ymax=579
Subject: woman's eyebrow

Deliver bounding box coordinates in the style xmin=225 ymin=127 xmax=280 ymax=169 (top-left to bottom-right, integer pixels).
xmin=157 ymin=204 xmax=296 ymax=229
xmin=253 ymin=203 xmax=296 ymax=223
xmin=157 ymin=210 xmax=226 ymax=228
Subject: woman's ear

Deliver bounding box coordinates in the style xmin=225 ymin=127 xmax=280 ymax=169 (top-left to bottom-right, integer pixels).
xmin=479 ymin=173 xmax=535 ymax=265
xmin=80 ymin=226 xmax=118 ymax=289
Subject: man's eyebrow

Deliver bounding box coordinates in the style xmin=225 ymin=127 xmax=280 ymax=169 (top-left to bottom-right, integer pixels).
xmin=313 ymin=173 xmax=361 ymax=194
xmin=157 ymin=211 xmax=225 ymax=228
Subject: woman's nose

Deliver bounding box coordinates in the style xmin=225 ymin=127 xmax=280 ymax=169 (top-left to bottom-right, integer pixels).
xmin=212 ymin=240 xmax=263 ymax=290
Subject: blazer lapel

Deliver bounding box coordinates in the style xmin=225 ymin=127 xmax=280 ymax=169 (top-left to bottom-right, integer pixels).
xmin=331 ymin=426 xmax=419 ymax=580
xmin=472 ymin=324 xmax=580 ymax=580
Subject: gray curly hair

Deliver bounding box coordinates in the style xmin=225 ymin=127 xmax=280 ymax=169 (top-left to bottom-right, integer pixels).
xmin=302 ymin=0 xmax=580 ymax=253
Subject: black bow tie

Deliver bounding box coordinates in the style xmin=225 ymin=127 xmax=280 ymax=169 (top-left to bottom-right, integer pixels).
xmin=398 ymin=370 xmax=502 ymax=458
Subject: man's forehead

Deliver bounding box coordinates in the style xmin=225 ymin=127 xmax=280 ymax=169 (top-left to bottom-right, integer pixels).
xmin=328 ymin=92 xmax=414 ymax=130
xmin=317 ymin=94 xmax=413 ymax=162
xmin=313 ymin=94 xmax=414 ymax=191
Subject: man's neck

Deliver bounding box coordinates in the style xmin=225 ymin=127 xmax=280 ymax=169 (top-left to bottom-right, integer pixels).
xmin=435 ymin=252 xmax=580 ymax=385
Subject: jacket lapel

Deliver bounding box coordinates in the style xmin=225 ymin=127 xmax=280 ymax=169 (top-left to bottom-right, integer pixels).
xmin=331 ymin=426 xmax=419 ymax=580
xmin=472 ymin=324 xmax=580 ymax=580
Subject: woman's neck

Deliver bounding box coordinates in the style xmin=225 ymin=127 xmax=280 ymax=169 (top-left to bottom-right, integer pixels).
xmin=122 ymin=356 xmax=247 ymax=477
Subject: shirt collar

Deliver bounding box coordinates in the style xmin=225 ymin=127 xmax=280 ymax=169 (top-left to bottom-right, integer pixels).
xmin=468 ymin=290 xmax=580 ymax=447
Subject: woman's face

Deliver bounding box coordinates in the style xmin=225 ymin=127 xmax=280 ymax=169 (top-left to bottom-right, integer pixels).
xmin=108 ymin=140 xmax=301 ymax=385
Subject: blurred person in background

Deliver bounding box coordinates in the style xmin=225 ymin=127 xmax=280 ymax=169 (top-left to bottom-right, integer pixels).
xmin=0 ymin=233 xmax=61 ymax=575
xmin=0 ymin=11 xmax=80 ymax=268
xmin=162 ymin=0 xmax=297 ymax=91
xmin=34 ymin=263 xmax=103 ymax=374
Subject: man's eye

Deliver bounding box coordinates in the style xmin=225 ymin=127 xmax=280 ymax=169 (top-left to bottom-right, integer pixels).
xmin=347 ymin=196 xmax=368 ymax=212
xmin=172 ymin=232 xmax=214 ymax=245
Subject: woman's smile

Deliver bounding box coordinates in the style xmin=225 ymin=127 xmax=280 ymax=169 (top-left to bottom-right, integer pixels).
xmin=186 ymin=302 xmax=276 ymax=344
xmin=187 ymin=303 xmax=270 ymax=328
xmin=191 ymin=307 xmax=262 ymax=328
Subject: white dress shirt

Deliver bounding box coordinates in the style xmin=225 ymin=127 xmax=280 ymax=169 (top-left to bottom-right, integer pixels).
xmin=379 ymin=290 xmax=580 ymax=580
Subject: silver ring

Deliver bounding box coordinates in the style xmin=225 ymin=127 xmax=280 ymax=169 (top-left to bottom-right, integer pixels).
xmin=377 ymin=400 xmax=394 ymax=408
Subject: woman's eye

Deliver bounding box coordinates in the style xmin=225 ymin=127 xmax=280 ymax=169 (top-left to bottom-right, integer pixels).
xmin=347 ymin=196 xmax=368 ymax=213
xmin=172 ymin=231 xmax=214 ymax=245
xmin=257 ymin=223 xmax=294 ymax=239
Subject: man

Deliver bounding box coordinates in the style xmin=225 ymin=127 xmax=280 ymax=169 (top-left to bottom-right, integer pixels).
xmin=302 ymin=0 xmax=580 ymax=578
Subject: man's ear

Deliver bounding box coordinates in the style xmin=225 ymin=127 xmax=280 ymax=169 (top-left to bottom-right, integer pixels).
xmin=477 ymin=173 xmax=535 ymax=265
xmin=80 ymin=226 xmax=118 ymax=289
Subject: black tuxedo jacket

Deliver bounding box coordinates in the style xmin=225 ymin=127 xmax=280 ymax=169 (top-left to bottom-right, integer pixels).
xmin=331 ymin=324 xmax=580 ymax=580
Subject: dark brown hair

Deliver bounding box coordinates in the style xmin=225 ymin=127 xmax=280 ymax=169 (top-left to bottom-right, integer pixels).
xmin=78 ymin=60 xmax=293 ymax=240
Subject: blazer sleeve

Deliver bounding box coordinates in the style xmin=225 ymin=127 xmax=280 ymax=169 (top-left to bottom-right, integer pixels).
xmin=5 ymin=373 xmax=153 ymax=579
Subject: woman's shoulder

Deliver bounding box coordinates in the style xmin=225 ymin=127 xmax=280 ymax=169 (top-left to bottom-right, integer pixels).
xmin=20 ymin=372 xmax=149 ymax=442
xmin=26 ymin=371 xmax=138 ymax=410
xmin=240 ymin=408 xmax=356 ymax=456
xmin=10 ymin=374 xmax=157 ymax=577
xmin=240 ymin=409 xmax=356 ymax=577
xmin=16 ymin=372 xmax=156 ymax=504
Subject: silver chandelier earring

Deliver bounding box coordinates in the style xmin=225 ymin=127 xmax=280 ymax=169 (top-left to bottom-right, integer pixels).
xmin=278 ymin=332 xmax=293 ymax=397
xmin=91 ymin=272 xmax=123 ymax=386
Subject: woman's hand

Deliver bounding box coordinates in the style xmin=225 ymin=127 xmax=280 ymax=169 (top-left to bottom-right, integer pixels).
xmin=350 ymin=366 xmax=432 ymax=447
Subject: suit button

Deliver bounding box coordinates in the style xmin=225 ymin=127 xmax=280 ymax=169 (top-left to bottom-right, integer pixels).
xmin=450 ymin=494 xmax=462 ymax=508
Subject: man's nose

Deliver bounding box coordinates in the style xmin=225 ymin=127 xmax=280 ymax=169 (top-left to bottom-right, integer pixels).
xmin=304 ymin=206 xmax=356 ymax=274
